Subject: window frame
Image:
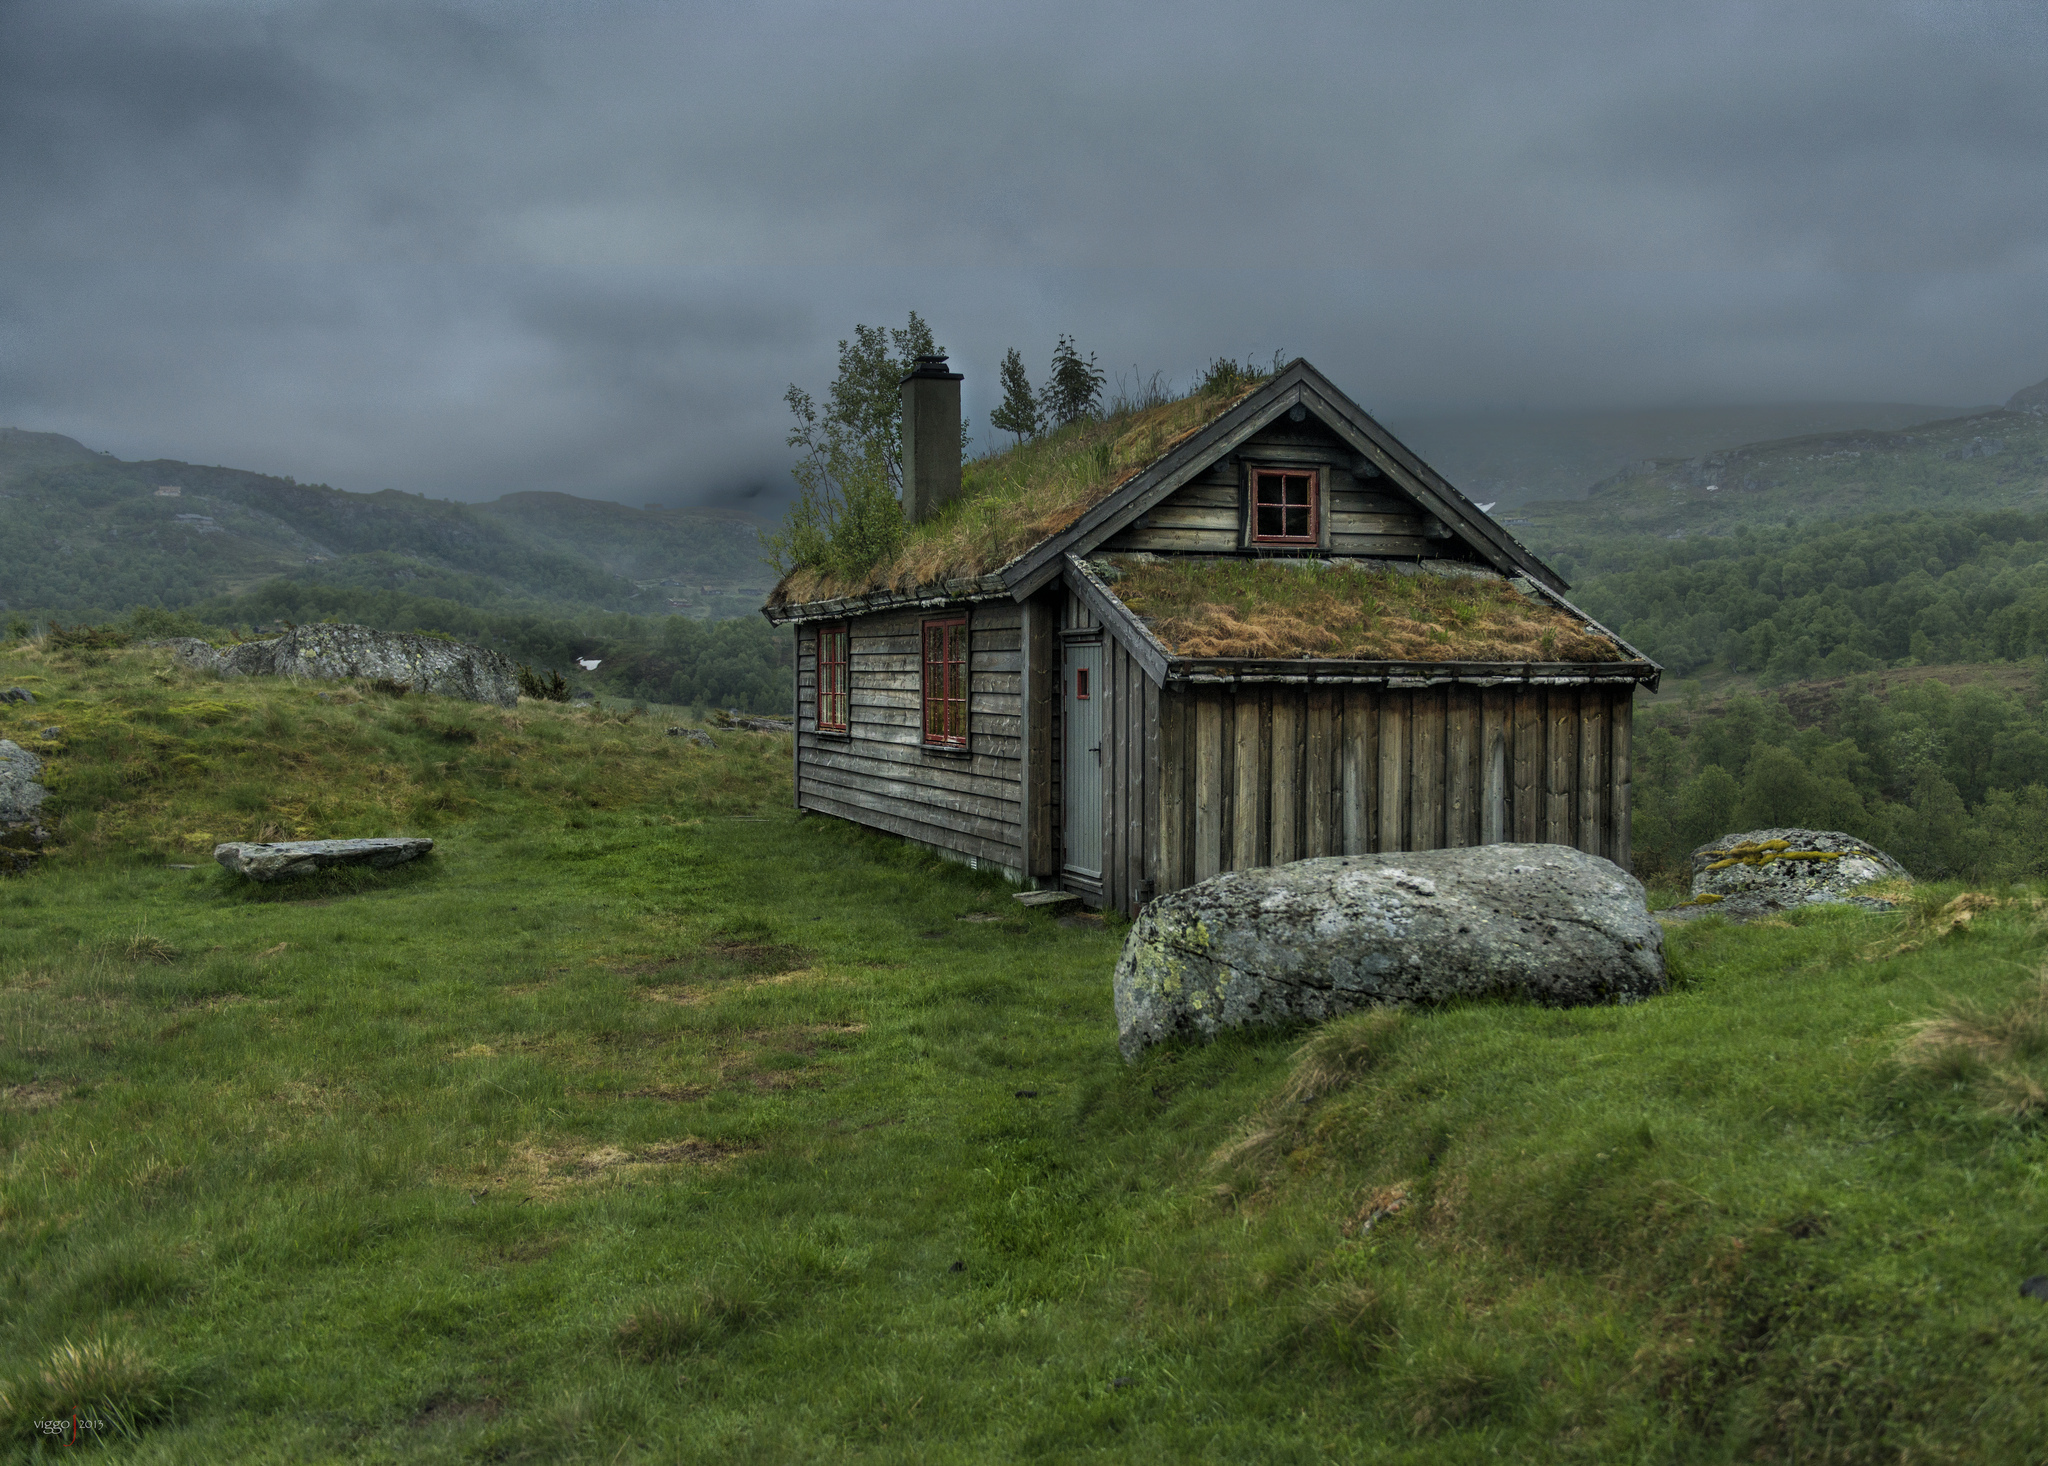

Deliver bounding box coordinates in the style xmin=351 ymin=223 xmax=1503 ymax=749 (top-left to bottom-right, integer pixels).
xmin=1247 ymin=464 xmax=1322 ymax=547
xmin=921 ymin=615 xmax=970 ymax=750
xmin=814 ymin=622 xmax=849 ymax=735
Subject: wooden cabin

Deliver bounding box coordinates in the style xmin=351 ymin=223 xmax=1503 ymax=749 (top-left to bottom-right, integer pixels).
xmin=762 ymin=357 xmax=1660 ymax=915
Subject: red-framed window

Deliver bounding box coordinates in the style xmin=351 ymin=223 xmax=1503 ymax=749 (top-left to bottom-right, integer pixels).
xmin=816 ymin=623 xmax=848 ymax=732
xmin=922 ymin=616 xmax=969 ymax=747
xmin=1075 ymin=666 xmax=1090 ymax=700
xmin=1251 ymin=466 xmax=1319 ymax=544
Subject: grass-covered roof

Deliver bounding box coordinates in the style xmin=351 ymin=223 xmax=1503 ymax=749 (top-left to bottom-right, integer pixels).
xmin=1104 ymin=557 xmax=1626 ymax=663
xmin=768 ymin=381 xmax=1262 ymax=608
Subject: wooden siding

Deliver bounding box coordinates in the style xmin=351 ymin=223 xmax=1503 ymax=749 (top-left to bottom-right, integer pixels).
xmin=1136 ymin=680 xmax=1636 ymax=916
xmin=795 ymin=603 xmax=1026 ymax=870
xmin=1098 ymin=414 xmax=1443 ymax=560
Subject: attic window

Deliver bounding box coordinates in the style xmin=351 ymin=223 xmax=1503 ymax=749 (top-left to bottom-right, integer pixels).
xmin=1251 ymin=467 xmax=1319 ymax=545
xmin=922 ymin=617 xmax=969 ymax=747
xmin=816 ymin=623 xmax=848 ymax=733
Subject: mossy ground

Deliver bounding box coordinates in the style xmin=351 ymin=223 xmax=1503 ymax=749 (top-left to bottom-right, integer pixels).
xmin=4 ymin=645 xmax=2048 ymax=1461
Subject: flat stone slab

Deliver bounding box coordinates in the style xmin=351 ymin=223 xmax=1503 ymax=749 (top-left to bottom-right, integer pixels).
xmin=1014 ymin=890 xmax=1082 ymax=909
xmin=214 ymin=837 xmax=434 ymax=882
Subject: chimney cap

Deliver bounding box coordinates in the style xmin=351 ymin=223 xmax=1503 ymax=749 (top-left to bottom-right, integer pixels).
xmin=902 ymin=353 xmax=963 ymax=384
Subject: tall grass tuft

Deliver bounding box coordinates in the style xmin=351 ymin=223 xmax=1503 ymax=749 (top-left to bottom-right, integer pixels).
xmin=0 ymin=1335 xmax=188 ymax=1439
xmin=1896 ymin=971 xmax=2048 ymax=1117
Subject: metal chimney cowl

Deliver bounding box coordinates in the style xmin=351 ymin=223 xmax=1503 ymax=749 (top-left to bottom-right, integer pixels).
xmin=901 ymin=353 xmax=964 ymax=526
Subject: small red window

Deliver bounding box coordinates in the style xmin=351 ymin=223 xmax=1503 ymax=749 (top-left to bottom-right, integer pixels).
xmin=922 ymin=617 xmax=968 ymax=746
xmin=816 ymin=623 xmax=848 ymax=732
xmin=1075 ymin=668 xmax=1089 ymax=700
xmin=1252 ymin=467 xmax=1318 ymax=544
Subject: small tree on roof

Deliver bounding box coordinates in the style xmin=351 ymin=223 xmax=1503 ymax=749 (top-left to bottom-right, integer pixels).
xmin=989 ymin=347 xmax=1040 ymax=446
xmin=1044 ymin=336 xmax=1105 ymax=428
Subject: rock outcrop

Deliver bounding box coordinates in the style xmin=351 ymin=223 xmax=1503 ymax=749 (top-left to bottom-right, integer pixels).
xmin=1668 ymin=828 xmax=1907 ymax=921
xmin=168 ymin=624 xmax=519 ymax=707
xmin=214 ymin=836 xmax=434 ymax=882
xmin=0 ymin=739 xmax=50 ymax=874
xmin=1113 ymin=844 xmax=1663 ymax=1060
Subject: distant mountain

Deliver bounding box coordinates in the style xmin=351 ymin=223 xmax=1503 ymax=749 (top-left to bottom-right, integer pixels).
xmin=2009 ymin=375 xmax=2048 ymax=412
xmin=1506 ymin=404 xmax=2048 ymax=579
xmin=1385 ymin=402 xmax=1975 ymax=510
xmin=0 ymin=431 xmax=774 ymax=620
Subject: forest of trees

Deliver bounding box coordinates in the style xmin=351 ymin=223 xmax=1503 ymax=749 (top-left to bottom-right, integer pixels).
xmin=1570 ymin=510 xmax=2048 ymax=680
xmin=1630 ymin=672 xmax=2048 ymax=885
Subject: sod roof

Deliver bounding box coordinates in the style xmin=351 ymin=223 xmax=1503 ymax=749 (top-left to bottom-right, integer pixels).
xmin=1101 ymin=556 xmax=1627 ymax=664
xmin=767 ymin=382 xmax=1262 ymax=610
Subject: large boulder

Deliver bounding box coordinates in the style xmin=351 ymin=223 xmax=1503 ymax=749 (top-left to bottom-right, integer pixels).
xmin=1114 ymin=844 xmax=1663 ymax=1060
xmin=214 ymin=836 xmax=434 ymax=881
xmin=169 ymin=624 xmax=519 ymax=707
xmin=0 ymin=739 xmax=49 ymax=874
xmin=1674 ymin=828 xmax=1907 ymax=920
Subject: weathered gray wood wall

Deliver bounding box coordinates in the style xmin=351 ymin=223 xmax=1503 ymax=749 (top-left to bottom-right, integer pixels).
xmin=794 ymin=602 xmax=1026 ymax=871
xmin=1090 ymin=677 xmax=1634 ymax=916
xmin=1097 ymin=416 xmax=1459 ymax=561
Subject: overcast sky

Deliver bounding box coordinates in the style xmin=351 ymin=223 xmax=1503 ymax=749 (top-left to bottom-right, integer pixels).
xmin=2 ymin=0 xmax=2044 ymax=509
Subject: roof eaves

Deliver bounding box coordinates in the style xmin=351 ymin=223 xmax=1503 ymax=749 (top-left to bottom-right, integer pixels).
xmin=1002 ymin=371 xmax=1313 ymax=601
xmin=1289 ymin=369 xmax=1567 ymax=592
xmin=1061 ymin=554 xmax=1171 ymax=686
xmin=760 ymin=573 xmax=1012 ymax=626
xmin=1165 ymin=658 xmax=1662 ymax=687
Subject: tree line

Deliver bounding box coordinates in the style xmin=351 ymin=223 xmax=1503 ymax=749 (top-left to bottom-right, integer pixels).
xmin=1571 ymin=511 xmax=2048 ymax=681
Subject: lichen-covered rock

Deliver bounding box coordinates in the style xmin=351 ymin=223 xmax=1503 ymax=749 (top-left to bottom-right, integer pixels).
xmin=214 ymin=836 xmax=434 ymax=881
xmin=168 ymin=624 xmax=519 ymax=707
xmin=1113 ymin=844 xmax=1663 ymax=1060
xmin=1672 ymin=828 xmax=1907 ymax=920
xmin=0 ymin=739 xmax=50 ymax=874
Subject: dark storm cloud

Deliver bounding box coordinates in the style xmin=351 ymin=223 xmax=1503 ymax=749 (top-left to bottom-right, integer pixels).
xmin=0 ymin=0 xmax=2042 ymax=507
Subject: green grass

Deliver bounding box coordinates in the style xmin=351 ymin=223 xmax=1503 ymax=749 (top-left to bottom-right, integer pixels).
xmin=5 ymin=647 xmax=2048 ymax=1460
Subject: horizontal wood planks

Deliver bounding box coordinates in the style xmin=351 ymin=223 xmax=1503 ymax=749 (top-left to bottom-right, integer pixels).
xmin=1098 ymin=413 xmax=1428 ymax=555
xmin=795 ymin=603 xmax=1026 ymax=870
xmin=1147 ymin=680 xmax=1636 ymax=894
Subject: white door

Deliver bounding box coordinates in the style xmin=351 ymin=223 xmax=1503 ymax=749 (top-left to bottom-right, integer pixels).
xmin=1062 ymin=642 xmax=1103 ymax=879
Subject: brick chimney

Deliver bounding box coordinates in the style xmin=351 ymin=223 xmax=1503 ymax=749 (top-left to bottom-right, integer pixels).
xmin=901 ymin=354 xmax=964 ymax=525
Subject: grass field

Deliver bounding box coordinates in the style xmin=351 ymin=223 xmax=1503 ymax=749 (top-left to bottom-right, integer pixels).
xmin=4 ymin=644 xmax=2048 ymax=1461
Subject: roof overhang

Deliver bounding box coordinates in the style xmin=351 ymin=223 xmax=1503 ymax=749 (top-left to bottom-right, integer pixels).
xmin=1002 ymin=361 xmax=1570 ymax=601
xmin=1062 ymin=553 xmax=1661 ymax=693
xmin=760 ymin=573 xmax=1011 ymax=626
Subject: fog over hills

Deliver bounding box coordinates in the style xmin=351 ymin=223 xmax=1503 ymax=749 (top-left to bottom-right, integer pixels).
xmin=0 ymin=430 xmax=773 ymax=620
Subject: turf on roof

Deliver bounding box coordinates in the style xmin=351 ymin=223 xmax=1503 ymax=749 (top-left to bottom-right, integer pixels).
xmin=768 ymin=382 xmax=1264 ymax=608
xmin=1105 ymin=557 xmax=1625 ymax=663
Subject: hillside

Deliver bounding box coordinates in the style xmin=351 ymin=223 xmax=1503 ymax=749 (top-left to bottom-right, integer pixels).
xmin=2 ymin=641 xmax=2046 ymax=1460
xmin=0 ymin=432 xmax=773 ymax=621
xmin=1510 ymin=403 xmax=2048 ymax=572
xmin=1389 ymin=399 xmax=1972 ymax=511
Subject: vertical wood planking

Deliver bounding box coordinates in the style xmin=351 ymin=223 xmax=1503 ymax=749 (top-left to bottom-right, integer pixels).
xmin=1577 ymin=692 xmax=1607 ymax=859
xmin=1512 ymin=690 xmax=1542 ymax=843
xmin=1122 ymin=642 xmax=1138 ymax=904
xmin=1305 ymin=687 xmax=1333 ymax=857
xmin=1339 ymin=688 xmax=1368 ymax=854
xmin=1410 ymin=687 xmax=1445 ymax=851
xmin=1545 ymin=688 xmax=1577 ymax=846
xmin=1231 ymin=687 xmax=1263 ymax=872
xmin=1156 ymin=686 xmax=1183 ymax=894
xmin=1445 ymin=688 xmax=1475 ymax=847
xmin=1132 ymin=665 xmax=1154 ymax=909
xmin=1270 ymin=691 xmax=1299 ymax=864
xmin=1481 ymin=687 xmax=1509 ymax=845
xmin=1195 ymin=687 xmax=1223 ymax=882
xmin=1609 ymin=689 xmax=1634 ymax=873
xmin=1377 ymin=693 xmax=1407 ymax=853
